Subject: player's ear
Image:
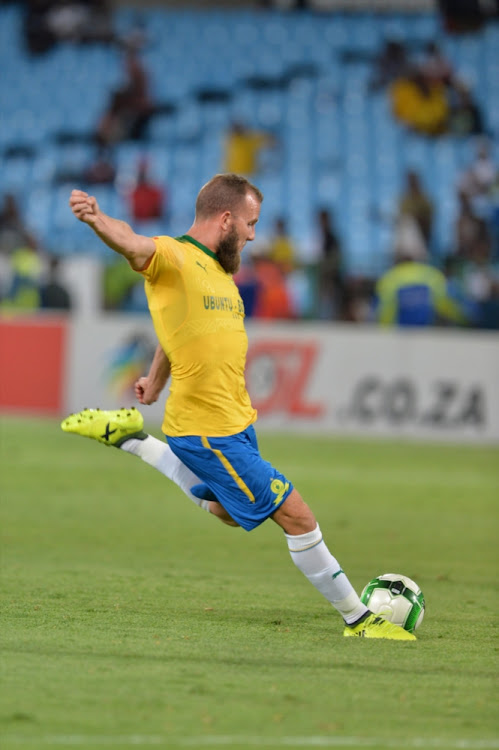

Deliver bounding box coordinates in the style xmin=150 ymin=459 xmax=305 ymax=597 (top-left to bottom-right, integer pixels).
xmin=220 ymin=210 xmax=232 ymax=231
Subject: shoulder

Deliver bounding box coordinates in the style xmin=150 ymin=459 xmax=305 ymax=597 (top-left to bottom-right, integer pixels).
xmin=152 ymin=235 xmax=187 ymax=264
xmin=140 ymin=235 xmax=186 ymax=279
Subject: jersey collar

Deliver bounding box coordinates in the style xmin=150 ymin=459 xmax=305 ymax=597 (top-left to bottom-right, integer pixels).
xmin=176 ymin=234 xmax=218 ymax=261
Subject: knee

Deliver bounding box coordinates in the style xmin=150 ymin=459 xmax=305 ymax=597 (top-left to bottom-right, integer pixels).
xmin=208 ymin=500 xmax=240 ymax=527
xmin=271 ymin=488 xmax=316 ymax=535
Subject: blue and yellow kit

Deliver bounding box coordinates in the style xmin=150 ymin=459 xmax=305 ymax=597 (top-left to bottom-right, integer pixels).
xmin=139 ymin=233 xmax=293 ymax=530
xmin=140 ymin=234 xmax=257 ymax=438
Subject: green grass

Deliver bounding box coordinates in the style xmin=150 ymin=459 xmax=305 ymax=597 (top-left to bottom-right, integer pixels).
xmin=1 ymin=414 xmax=498 ymax=750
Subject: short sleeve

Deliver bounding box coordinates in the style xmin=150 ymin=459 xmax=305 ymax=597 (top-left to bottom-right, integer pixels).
xmin=139 ymin=236 xmax=185 ymax=283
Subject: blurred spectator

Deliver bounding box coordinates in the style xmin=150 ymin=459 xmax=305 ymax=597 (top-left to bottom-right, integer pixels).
xmin=96 ymin=49 xmax=155 ymax=145
xmin=342 ymin=277 xmax=375 ymax=324
xmin=84 ymin=146 xmax=116 ymax=185
xmin=96 ymin=89 xmax=130 ymax=147
xmin=130 ymin=160 xmax=166 ymax=222
xmin=234 ymin=252 xmax=295 ymax=320
xmin=443 ymin=255 xmax=478 ymax=324
xmin=391 ymin=66 xmax=449 ymax=136
xmin=375 ymin=255 xmax=466 ymax=327
xmin=1 ymin=240 xmax=43 ymax=311
xmin=369 ymin=39 xmax=410 ymax=92
xmin=123 ymin=49 xmax=155 ymax=141
xmin=234 ymin=257 xmax=260 ymax=318
xmin=252 ymin=256 xmax=294 ymax=319
xmin=266 ymin=218 xmax=296 ymax=274
xmin=39 ymin=256 xmax=72 ymax=310
xmin=0 ymin=194 xmax=34 ymax=254
xmin=397 ymin=170 xmax=434 ymax=247
xmin=392 ymin=214 xmax=428 ymax=263
xmin=454 ymin=191 xmax=487 ymax=259
xmin=315 ymin=208 xmax=345 ymax=319
xmin=448 ymin=81 xmax=485 ymax=137
xmin=458 ymin=138 xmax=497 ymax=203
xmin=460 ymin=224 xmax=499 ymax=328
xmin=102 ymin=256 xmax=147 ymax=312
xmin=223 ymin=121 xmax=276 ymax=176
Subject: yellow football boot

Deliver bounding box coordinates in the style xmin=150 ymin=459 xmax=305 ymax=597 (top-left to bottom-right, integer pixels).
xmin=344 ymin=613 xmax=417 ymax=640
xmin=61 ymin=407 xmax=147 ymax=448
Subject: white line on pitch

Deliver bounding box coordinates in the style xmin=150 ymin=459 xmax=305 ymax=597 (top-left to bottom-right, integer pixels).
xmin=2 ymin=736 xmax=499 ymax=748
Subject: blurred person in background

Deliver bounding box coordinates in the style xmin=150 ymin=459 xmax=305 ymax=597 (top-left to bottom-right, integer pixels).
xmin=1 ymin=238 xmax=43 ymax=312
xmin=391 ymin=65 xmax=449 ymax=136
xmin=39 ymin=256 xmax=72 ymax=311
xmin=0 ymin=193 xmax=34 ymax=254
xmin=315 ymin=208 xmax=345 ymax=320
xmin=342 ymin=277 xmax=375 ymax=324
xmin=223 ymin=121 xmax=276 ymax=177
xmin=96 ymin=89 xmax=130 ymax=147
xmin=130 ymin=160 xmax=167 ymax=223
xmin=448 ymin=81 xmax=485 ymax=137
xmin=123 ymin=48 xmax=155 ymax=141
xmin=102 ymin=256 xmax=148 ymax=312
xmin=96 ymin=49 xmax=155 ymax=146
xmin=375 ymin=251 xmax=467 ymax=327
xmin=266 ymin=217 xmax=296 ymax=275
xmin=454 ymin=190 xmax=487 ymax=260
xmin=397 ymin=170 xmax=435 ymax=249
xmin=459 ymin=222 xmax=499 ymax=329
xmin=252 ymin=254 xmax=295 ymax=320
xmin=458 ymin=138 xmax=497 ymax=208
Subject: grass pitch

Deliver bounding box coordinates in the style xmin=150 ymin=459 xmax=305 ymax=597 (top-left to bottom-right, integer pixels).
xmin=1 ymin=414 xmax=498 ymax=750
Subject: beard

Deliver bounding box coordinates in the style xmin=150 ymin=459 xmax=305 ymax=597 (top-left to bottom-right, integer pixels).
xmin=216 ymin=225 xmax=241 ymax=274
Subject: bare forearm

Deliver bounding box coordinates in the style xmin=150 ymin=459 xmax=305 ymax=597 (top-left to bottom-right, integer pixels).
xmin=92 ymin=213 xmax=138 ymax=256
xmin=92 ymin=213 xmax=154 ymax=270
xmin=134 ymin=345 xmax=171 ymax=405
xmin=148 ymin=344 xmax=171 ymax=390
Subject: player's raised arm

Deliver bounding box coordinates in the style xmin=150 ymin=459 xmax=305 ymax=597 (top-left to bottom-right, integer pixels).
xmin=69 ymin=189 xmax=155 ymax=271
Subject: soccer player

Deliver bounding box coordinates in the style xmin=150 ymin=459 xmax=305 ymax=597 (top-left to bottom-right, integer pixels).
xmin=63 ymin=174 xmax=415 ymax=640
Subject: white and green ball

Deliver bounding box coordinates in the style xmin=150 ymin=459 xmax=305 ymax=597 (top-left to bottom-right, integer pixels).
xmin=360 ymin=573 xmax=425 ymax=633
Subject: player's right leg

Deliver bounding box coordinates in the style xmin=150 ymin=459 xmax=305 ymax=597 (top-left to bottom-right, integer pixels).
xmin=60 ymin=408 xmax=236 ymax=522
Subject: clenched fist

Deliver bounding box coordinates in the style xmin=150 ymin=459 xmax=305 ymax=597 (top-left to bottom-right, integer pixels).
xmin=69 ymin=190 xmax=100 ymax=226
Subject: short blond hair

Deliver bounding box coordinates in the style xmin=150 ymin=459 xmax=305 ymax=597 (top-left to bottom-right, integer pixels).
xmin=195 ymin=173 xmax=263 ymax=219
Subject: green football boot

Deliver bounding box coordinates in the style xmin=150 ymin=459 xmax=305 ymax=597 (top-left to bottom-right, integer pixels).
xmin=61 ymin=407 xmax=147 ymax=448
xmin=344 ymin=613 xmax=417 ymax=640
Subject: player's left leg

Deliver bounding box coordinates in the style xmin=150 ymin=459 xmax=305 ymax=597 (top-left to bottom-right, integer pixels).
xmin=272 ymin=491 xmax=416 ymax=640
xmin=271 ymin=490 xmax=369 ymax=625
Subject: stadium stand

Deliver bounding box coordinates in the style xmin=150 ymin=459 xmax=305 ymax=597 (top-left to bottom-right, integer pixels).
xmin=0 ymin=3 xmax=498 ymax=312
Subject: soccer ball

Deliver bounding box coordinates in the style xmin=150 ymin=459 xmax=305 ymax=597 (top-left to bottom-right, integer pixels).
xmin=360 ymin=573 xmax=425 ymax=633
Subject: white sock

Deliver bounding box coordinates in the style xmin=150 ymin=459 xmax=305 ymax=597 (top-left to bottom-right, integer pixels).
xmin=285 ymin=524 xmax=368 ymax=624
xmin=121 ymin=435 xmax=211 ymax=512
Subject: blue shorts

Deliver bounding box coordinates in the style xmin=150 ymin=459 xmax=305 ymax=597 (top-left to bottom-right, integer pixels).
xmin=166 ymin=425 xmax=294 ymax=531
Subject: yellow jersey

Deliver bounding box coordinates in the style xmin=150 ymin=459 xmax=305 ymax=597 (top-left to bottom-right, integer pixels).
xmin=140 ymin=234 xmax=257 ymax=437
